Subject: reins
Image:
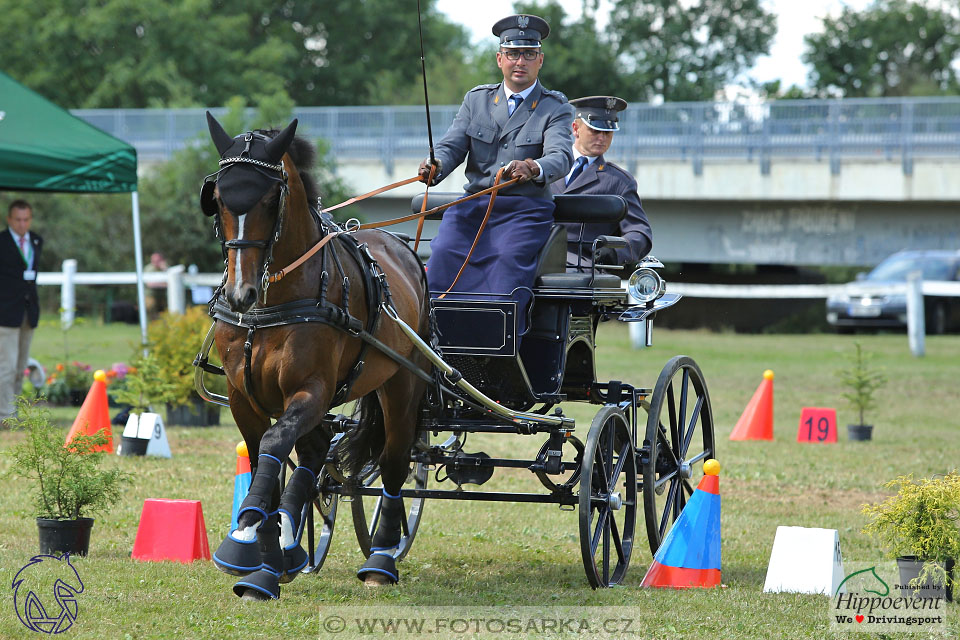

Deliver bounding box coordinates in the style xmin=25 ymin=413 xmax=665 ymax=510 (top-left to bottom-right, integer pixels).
xmin=265 ymin=168 xmax=520 ymax=286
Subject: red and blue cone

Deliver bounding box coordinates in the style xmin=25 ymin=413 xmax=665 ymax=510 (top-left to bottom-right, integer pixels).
xmin=230 ymin=441 xmax=252 ymax=532
xmin=641 ymin=459 xmax=722 ymax=588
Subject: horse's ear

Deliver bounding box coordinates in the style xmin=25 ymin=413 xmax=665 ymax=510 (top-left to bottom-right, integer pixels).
xmin=206 ymin=111 xmax=234 ymax=156
xmin=264 ymin=119 xmax=298 ymax=164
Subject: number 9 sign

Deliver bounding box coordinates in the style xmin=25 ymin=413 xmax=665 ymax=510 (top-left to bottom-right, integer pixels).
xmin=796 ymin=407 xmax=837 ymax=443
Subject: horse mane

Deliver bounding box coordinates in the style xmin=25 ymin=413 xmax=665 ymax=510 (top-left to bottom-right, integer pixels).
xmin=257 ymin=128 xmax=319 ymax=206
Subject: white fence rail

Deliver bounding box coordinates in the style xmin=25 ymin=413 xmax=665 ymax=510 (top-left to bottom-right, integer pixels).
xmin=38 ymin=263 xmax=959 ymax=356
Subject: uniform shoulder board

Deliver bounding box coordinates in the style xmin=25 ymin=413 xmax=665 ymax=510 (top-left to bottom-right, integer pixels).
xmin=468 ymin=83 xmax=500 ymax=93
xmin=540 ymin=87 xmax=569 ymax=103
xmin=603 ymin=161 xmax=636 ymax=181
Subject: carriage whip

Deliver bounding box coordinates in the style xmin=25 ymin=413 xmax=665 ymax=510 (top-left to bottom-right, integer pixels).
xmin=414 ymin=0 xmax=436 ymax=252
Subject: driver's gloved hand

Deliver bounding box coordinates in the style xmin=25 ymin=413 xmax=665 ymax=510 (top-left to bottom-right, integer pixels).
xmin=595 ymin=247 xmax=619 ymax=266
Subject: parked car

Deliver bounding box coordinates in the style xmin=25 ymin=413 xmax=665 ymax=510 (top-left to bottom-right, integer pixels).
xmin=826 ymin=250 xmax=960 ymax=334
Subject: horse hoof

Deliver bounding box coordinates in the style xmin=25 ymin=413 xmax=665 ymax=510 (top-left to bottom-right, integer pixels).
xmin=240 ymin=588 xmax=273 ymax=602
xmin=356 ymin=553 xmax=399 ymax=585
xmin=364 ymin=573 xmax=395 ymax=588
xmin=280 ymin=544 xmax=309 ymax=584
xmin=233 ymin=566 xmax=281 ymax=600
xmin=213 ymin=533 xmax=262 ymax=576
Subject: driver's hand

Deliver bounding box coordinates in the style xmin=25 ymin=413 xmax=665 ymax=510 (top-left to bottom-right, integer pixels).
xmin=595 ymin=247 xmax=619 ymax=266
xmin=419 ymin=157 xmax=442 ymax=185
xmin=505 ymin=158 xmax=540 ymax=183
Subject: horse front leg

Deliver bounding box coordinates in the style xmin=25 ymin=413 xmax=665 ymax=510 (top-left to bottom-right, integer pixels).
xmin=277 ymin=428 xmax=330 ymax=583
xmin=219 ymin=390 xmax=326 ymax=599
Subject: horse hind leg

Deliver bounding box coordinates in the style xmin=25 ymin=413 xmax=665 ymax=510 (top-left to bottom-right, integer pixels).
xmin=356 ymin=373 xmax=424 ymax=587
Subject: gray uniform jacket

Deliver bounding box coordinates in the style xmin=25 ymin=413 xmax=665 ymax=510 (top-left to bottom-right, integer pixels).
xmin=432 ymin=82 xmax=575 ymax=199
xmin=550 ymin=154 xmax=653 ymax=267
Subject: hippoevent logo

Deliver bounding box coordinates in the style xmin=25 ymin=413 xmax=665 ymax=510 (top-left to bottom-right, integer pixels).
xmin=830 ymin=563 xmax=947 ymax=634
xmin=11 ymin=554 xmax=85 ymax=634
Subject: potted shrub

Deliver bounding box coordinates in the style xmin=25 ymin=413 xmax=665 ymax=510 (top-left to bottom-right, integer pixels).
xmin=862 ymin=472 xmax=960 ymax=601
xmin=6 ymin=398 xmax=128 ymax=556
xmin=836 ymin=341 xmax=886 ymax=441
xmin=44 ymin=361 xmax=93 ymax=406
xmin=146 ymin=308 xmax=223 ymax=426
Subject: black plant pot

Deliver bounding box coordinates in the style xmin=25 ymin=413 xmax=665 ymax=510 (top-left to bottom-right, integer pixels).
xmin=119 ymin=436 xmax=149 ymax=456
xmin=897 ymin=556 xmax=954 ymax=601
xmin=37 ymin=518 xmax=94 ymax=557
xmin=847 ymin=424 xmax=873 ymax=441
xmin=166 ymin=399 xmax=220 ymax=427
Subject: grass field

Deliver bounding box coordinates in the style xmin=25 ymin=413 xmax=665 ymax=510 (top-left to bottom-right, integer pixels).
xmin=1 ymin=320 xmax=958 ymax=639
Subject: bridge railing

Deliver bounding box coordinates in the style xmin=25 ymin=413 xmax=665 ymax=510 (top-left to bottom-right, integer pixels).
xmin=73 ymin=97 xmax=960 ymax=175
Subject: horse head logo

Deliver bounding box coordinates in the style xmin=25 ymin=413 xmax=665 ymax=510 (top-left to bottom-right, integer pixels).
xmin=12 ymin=554 xmax=85 ymax=634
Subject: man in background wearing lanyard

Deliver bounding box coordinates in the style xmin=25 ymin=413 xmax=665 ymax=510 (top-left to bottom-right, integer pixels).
xmin=1 ymin=200 xmax=43 ymax=423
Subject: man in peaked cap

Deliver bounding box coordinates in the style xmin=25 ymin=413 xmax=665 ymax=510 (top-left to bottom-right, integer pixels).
xmin=417 ymin=13 xmax=574 ymax=335
xmin=551 ymin=96 xmax=652 ymax=271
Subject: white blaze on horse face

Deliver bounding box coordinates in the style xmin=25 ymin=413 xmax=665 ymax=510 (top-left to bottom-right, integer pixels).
xmin=231 ymin=213 xmax=248 ymax=298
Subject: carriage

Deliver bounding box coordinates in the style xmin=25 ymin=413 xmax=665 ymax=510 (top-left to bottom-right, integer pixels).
xmin=195 ymin=146 xmax=717 ymax=590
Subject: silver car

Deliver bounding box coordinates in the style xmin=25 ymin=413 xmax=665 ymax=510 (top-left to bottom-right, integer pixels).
xmin=826 ymin=250 xmax=960 ymax=334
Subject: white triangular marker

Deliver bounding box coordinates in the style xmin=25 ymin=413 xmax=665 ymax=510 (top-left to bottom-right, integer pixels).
xmin=138 ymin=412 xmax=171 ymax=458
xmin=763 ymin=526 xmax=845 ymax=595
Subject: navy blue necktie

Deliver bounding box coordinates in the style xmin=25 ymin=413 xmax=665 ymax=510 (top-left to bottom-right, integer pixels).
xmin=566 ymin=157 xmax=587 ymax=185
xmin=509 ymin=94 xmax=523 ymax=116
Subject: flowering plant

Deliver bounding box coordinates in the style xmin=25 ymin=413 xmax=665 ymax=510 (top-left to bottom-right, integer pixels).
xmin=43 ymin=361 xmax=93 ymax=405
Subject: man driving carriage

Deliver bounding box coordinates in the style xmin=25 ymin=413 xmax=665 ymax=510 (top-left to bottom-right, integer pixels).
xmin=418 ymin=13 xmax=574 ymax=333
xmin=551 ymin=96 xmax=652 ymax=272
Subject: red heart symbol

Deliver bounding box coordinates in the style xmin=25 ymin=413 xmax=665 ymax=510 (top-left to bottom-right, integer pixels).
xmin=855 ymin=615 xmax=864 ymax=623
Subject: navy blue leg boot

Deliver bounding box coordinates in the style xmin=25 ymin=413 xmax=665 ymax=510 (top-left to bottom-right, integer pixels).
xmin=278 ymin=466 xmax=316 ymax=583
xmin=213 ymin=454 xmax=282 ymax=575
xmin=234 ymin=514 xmax=283 ymax=600
xmin=357 ymin=489 xmax=404 ymax=584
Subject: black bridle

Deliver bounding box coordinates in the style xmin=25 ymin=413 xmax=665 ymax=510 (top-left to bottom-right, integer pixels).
xmin=205 ymin=131 xmax=290 ymax=305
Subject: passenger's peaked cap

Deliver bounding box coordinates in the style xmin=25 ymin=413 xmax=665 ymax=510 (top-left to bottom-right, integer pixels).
xmin=492 ymin=14 xmax=550 ymax=48
xmin=571 ymin=96 xmax=628 ymax=132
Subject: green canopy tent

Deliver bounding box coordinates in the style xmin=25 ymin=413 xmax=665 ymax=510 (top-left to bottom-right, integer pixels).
xmin=0 ymin=70 xmax=150 ymax=346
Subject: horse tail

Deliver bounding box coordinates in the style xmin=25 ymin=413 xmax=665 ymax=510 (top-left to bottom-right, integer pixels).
xmin=343 ymin=392 xmax=386 ymax=476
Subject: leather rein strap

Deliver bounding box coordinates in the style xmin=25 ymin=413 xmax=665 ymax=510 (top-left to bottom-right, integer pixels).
xmin=266 ymin=168 xmax=520 ymax=286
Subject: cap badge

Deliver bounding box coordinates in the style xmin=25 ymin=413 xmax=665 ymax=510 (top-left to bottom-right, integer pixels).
xmin=606 ymin=97 xmax=617 ymax=110
xmin=517 ymin=15 xmax=529 ymax=28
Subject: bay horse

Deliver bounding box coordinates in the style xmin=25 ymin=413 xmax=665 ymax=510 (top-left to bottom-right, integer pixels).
xmin=200 ymin=113 xmax=431 ymax=599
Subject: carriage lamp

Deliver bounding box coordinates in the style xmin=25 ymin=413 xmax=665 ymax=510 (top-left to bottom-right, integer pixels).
xmin=628 ymin=268 xmax=666 ymax=304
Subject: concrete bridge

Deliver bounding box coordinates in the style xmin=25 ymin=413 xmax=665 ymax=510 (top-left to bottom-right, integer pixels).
xmin=75 ymin=97 xmax=960 ymax=267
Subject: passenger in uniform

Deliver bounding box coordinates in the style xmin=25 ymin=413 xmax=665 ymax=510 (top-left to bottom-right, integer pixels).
xmin=550 ymin=96 xmax=652 ymax=271
xmin=419 ymin=14 xmax=574 ymax=334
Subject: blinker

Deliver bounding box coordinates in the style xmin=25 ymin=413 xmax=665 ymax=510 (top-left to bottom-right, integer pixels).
xmin=200 ymin=179 xmax=218 ymax=216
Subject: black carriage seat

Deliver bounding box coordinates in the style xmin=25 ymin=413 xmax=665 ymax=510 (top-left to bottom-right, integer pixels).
xmin=408 ymin=193 xmax=626 ymax=289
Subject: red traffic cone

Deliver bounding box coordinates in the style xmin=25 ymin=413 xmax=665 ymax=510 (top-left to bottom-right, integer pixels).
xmin=641 ymin=459 xmax=722 ymax=588
xmin=729 ymin=369 xmax=774 ymax=441
xmin=64 ymin=370 xmax=113 ymax=453
xmin=132 ymin=499 xmax=211 ymax=563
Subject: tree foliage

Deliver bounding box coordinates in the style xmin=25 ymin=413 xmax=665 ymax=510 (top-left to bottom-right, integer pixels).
xmin=609 ymin=0 xmax=776 ymax=101
xmin=803 ymin=0 xmax=960 ymax=98
xmin=0 ymin=0 xmax=471 ymax=108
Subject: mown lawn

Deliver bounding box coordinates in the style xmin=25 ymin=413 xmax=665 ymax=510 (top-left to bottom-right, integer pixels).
xmin=1 ymin=320 xmax=957 ymax=639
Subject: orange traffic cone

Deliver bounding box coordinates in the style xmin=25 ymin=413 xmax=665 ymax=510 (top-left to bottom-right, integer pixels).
xmin=132 ymin=499 xmax=211 ymax=563
xmin=64 ymin=370 xmax=113 ymax=453
xmin=729 ymin=369 xmax=774 ymax=441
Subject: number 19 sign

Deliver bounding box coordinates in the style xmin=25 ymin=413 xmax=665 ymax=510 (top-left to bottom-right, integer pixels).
xmin=797 ymin=407 xmax=837 ymax=443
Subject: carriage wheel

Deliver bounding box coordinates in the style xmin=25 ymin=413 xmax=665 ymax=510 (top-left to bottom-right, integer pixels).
xmin=578 ymin=405 xmax=637 ymax=589
xmin=302 ymin=467 xmax=338 ymax=573
xmin=351 ymin=433 xmax=428 ymax=561
xmin=641 ymin=356 xmax=715 ymax=555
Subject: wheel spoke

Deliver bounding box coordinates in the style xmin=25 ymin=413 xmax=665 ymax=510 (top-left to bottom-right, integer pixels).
xmin=607 ymin=442 xmax=629 ymax=487
xmin=603 ymin=513 xmax=611 ymax=585
xmin=666 ymin=382 xmax=677 ymax=445
xmin=677 ymin=369 xmax=689 ymax=450
xmin=680 ymin=396 xmax=704 ymax=459
xmin=591 ymin=507 xmax=609 ymax=554
xmin=609 ymin=512 xmax=625 ymax=564
xmin=659 ymin=479 xmax=678 ymax=534
xmin=369 ymin=496 xmax=382 ymax=537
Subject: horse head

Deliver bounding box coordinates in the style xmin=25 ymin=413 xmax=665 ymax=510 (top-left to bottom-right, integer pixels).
xmin=202 ymin=112 xmax=298 ymax=313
